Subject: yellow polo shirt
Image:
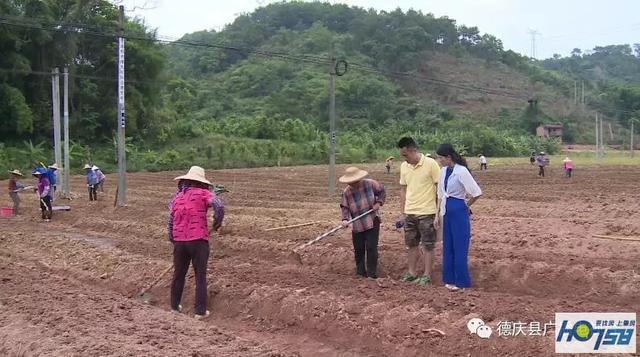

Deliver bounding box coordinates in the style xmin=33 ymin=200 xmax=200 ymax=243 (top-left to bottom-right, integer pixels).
xmin=399 ymin=154 xmax=441 ymax=215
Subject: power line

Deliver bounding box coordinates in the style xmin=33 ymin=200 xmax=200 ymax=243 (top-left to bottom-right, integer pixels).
xmin=1 ymin=15 xmax=638 ymax=117
xmin=0 ymin=16 xmax=531 ymax=100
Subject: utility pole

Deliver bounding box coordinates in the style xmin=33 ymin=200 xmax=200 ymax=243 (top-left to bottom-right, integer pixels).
xmin=595 ymin=112 xmax=599 ymax=159
xmin=574 ymin=81 xmax=577 ymax=105
xmin=63 ymin=67 xmax=70 ymax=198
xmin=528 ymin=29 xmax=540 ymax=59
xmin=581 ymin=81 xmax=585 ymax=105
xmin=600 ymin=114 xmax=604 ymax=157
xmin=631 ymin=119 xmax=635 ymax=157
xmin=116 ymin=5 xmax=127 ymax=207
xmin=328 ymin=45 xmax=337 ymax=196
xmin=52 ymin=68 xmax=62 ymax=186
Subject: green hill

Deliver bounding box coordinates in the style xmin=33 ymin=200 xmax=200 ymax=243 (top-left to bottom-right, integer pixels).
xmin=1 ymin=1 xmax=638 ymax=177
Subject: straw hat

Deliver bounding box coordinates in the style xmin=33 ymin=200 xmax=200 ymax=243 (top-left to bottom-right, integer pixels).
xmin=174 ymin=166 xmax=212 ymax=186
xmin=92 ymin=165 xmax=100 ymax=170
xmin=386 ymin=156 xmax=395 ymax=161
xmin=32 ymin=170 xmax=42 ymax=176
xmin=339 ymin=166 xmax=368 ymax=184
xmin=83 ymin=164 xmax=92 ymax=169
xmin=48 ymin=163 xmax=59 ymax=170
xmin=8 ymin=169 xmax=23 ymax=176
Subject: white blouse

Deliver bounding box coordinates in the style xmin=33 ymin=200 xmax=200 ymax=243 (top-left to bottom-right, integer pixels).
xmin=437 ymin=164 xmax=482 ymax=216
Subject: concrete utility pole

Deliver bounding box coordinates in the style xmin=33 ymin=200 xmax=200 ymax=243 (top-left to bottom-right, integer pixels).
xmin=63 ymin=67 xmax=70 ymax=198
xmin=52 ymin=68 xmax=62 ymax=185
xmin=328 ymin=45 xmax=337 ymax=196
xmin=600 ymin=114 xmax=604 ymax=157
xmin=595 ymin=112 xmax=599 ymax=159
xmin=581 ymin=81 xmax=585 ymax=104
xmin=574 ymin=81 xmax=577 ymax=105
xmin=116 ymin=5 xmax=127 ymax=207
xmin=631 ymin=120 xmax=635 ymax=157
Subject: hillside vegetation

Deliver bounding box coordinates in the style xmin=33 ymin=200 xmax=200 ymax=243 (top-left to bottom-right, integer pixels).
xmin=1 ymin=1 xmax=638 ymax=178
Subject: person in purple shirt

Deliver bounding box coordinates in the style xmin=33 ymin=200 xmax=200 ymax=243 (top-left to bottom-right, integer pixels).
xmin=33 ymin=170 xmax=52 ymax=221
xmin=536 ymin=152 xmax=547 ymax=177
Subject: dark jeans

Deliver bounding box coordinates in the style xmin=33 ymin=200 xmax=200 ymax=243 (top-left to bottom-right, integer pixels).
xmin=39 ymin=196 xmax=52 ymax=220
xmin=352 ymin=217 xmax=380 ymax=278
xmin=538 ymin=166 xmax=545 ymax=177
xmin=10 ymin=192 xmax=20 ymax=215
xmin=88 ymin=185 xmax=97 ymax=201
xmin=171 ymin=240 xmax=210 ymax=315
xmin=480 ymin=163 xmax=487 ymax=170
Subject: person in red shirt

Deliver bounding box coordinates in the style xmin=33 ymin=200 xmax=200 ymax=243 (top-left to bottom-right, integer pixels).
xmin=168 ymin=166 xmax=224 ymax=319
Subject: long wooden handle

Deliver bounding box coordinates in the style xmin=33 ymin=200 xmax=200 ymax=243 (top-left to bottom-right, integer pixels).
xmin=592 ymin=234 xmax=640 ymax=242
xmin=139 ymin=264 xmax=173 ymax=296
xmin=265 ymin=221 xmax=324 ymax=232
xmin=295 ymin=209 xmax=375 ymax=251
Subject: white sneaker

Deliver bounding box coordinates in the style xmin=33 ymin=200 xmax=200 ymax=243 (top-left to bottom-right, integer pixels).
xmin=171 ymin=305 xmax=182 ymax=314
xmin=194 ymin=310 xmax=210 ymax=320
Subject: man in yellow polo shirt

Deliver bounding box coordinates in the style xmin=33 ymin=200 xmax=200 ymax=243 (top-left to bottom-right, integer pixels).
xmin=398 ymin=137 xmax=441 ymax=286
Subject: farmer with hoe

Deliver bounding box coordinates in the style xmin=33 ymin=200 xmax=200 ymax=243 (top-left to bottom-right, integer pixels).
xmin=339 ymin=166 xmax=386 ymax=279
xmin=93 ymin=165 xmax=106 ymax=193
xmin=7 ymin=169 xmax=26 ymax=215
xmin=536 ymin=152 xmax=547 ymax=177
xmin=435 ymin=143 xmax=482 ymax=291
xmin=168 ymin=166 xmax=225 ymax=319
xmin=385 ymin=156 xmax=394 ymax=174
xmin=84 ymin=164 xmax=99 ymax=201
xmin=32 ymin=168 xmax=52 ymax=221
xmin=563 ymin=157 xmax=573 ymax=178
xmin=397 ymin=137 xmax=441 ymax=286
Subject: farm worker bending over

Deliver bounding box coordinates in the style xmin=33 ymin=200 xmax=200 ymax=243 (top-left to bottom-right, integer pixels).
xmin=168 ymin=166 xmax=224 ymax=319
xmin=563 ymin=157 xmax=573 ymax=178
xmin=33 ymin=169 xmax=52 ymax=221
xmin=84 ymin=164 xmax=98 ymax=201
xmin=478 ymin=154 xmax=487 ymax=170
xmin=435 ymin=143 xmax=482 ymax=291
xmin=92 ymin=165 xmax=106 ymax=193
xmin=339 ymin=166 xmax=386 ymax=279
xmin=385 ymin=156 xmax=394 ymax=174
xmin=397 ymin=137 xmax=441 ymax=286
xmin=7 ymin=169 xmax=25 ymax=215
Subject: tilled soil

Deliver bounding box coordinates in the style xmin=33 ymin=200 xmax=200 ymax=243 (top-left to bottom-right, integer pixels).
xmin=1 ymin=162 xmax=639 ymax=356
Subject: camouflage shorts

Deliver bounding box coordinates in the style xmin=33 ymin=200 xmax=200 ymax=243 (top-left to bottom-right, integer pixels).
xmin=404 ymin=214 xmax=436 ymax=251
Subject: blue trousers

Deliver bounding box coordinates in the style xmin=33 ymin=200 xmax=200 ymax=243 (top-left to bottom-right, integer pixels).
xmin=442 ymin=198 xmax=471 ymax=288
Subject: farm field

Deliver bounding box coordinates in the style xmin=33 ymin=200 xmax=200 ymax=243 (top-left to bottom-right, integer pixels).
xmin=1 ymin=162 xmax=639 ymax=356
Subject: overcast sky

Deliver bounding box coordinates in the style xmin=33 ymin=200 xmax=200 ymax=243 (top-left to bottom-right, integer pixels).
xmin=120 ymin=0 xmax=640 ymax=59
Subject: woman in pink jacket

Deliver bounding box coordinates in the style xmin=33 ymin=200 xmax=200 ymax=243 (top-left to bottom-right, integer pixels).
xmin=168 ymin=166 xmax=224 ymax=319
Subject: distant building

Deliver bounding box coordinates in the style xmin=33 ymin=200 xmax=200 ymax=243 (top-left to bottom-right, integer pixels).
xmin=536 ymin=124 xmax=563 ymax=139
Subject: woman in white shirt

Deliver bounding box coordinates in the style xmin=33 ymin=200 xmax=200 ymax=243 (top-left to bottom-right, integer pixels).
xmin=434 ymin=144 xmax=482 ymax=291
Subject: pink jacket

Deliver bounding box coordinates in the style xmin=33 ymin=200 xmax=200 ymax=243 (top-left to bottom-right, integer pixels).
xmin=170 ymin=188 xmax=213 ymax=242
xmin=563 ymin=160 xmax=573 ymax=170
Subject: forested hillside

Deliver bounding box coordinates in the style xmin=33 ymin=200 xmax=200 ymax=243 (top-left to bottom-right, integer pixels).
xmin=1 ymin=1 xmax=638 ymax=177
